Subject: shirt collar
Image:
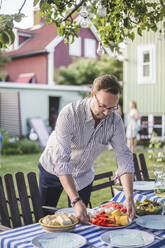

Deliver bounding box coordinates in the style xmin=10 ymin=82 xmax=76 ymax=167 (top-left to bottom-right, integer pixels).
xmin=85 ymin=97 xmax=94 ymax=122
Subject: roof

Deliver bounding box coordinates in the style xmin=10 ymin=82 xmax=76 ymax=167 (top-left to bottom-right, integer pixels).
xmin=5 ymin=24 xmax=58 ymax=57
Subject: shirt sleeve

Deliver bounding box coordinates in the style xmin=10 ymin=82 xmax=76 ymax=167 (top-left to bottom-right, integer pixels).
xmin=45 ymin=106 xmax=75 ymax=176
xmin=110 ymin=115 xmax=135 ymax=177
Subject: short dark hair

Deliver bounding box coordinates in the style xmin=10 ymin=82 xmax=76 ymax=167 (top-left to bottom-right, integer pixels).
xmin=92 ymin=74 xmax=122 ymax=95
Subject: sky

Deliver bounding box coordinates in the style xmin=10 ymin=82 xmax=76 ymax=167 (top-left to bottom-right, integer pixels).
xmin=0 ymin=0 xmax=34 ymax=28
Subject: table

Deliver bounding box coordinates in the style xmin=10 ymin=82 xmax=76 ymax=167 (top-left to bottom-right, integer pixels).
xmin=0 ymin=191 xmax=165 ymax=248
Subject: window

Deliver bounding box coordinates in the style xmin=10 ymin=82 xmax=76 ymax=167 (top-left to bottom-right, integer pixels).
xmin=69 ymin=37 xmax=81 ymax=56
xmin=84 ymin=38 xmax=96 ymax=58
xmin=137 ymin=45 xmax=156 ymax=84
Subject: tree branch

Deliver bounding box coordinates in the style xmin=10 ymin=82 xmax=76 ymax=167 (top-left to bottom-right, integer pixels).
xmin=63 ymin=0 xmax=86 ymax=22
xmin=19 ymin=0 xmax=27 ymax=13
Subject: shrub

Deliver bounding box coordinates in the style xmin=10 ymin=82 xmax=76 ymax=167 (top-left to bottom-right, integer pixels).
xmin=1 ymin=133 xmax=42 ymax=155
xmin=19 ymin=139 xmax=42 ymax=154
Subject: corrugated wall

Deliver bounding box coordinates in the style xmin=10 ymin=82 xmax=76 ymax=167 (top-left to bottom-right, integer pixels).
xmin=0 ymin=91 xmax=22 ymax=136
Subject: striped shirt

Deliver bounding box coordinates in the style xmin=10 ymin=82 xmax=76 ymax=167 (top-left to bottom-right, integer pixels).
xmin=39 ymin=97 xmax=134 ymax=191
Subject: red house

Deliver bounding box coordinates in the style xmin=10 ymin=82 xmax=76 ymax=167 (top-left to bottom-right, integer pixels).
xmin=4 ymin=14 xmax=111 ymax=85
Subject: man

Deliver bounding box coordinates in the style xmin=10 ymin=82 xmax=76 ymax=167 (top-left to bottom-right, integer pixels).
xmin=39 ymin=74 xmax=135 ymax=224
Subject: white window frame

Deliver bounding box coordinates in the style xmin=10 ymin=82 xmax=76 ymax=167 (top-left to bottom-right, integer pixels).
xmin=69 ymin=37 xmax=81 ymax=56
xmin=137 ymin=44 xmax=156 ymax=84
xmin=84 ymin=38 xmax=96 ymax=58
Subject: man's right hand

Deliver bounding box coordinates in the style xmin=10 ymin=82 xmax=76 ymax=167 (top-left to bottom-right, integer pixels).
xmin=74 ymin=200 xmax=89 ymax=224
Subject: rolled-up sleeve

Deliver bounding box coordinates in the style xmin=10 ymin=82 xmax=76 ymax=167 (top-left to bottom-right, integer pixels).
xmin=43 ymin=106 xmax=74 ymax=176
xmin=110 ymin=116 xmax=134 ymax=177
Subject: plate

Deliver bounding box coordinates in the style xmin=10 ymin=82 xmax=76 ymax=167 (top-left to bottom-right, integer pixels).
xmin=90 ymin=218 xmax=132 ymax=230
xmin=101 ymin=229 xmax=154 ymax=247
xmin=136 ymin=215 xmax=165 ymax=230
xmin=56 ymin=208 xmax=75 ymax=214
xmin=56 ymin=208 xmax=93 ymax=214
xmin=32 ymin=232 xmax=87 ymax=248
xmin=133 ymin=181 xmax=155 ymax=191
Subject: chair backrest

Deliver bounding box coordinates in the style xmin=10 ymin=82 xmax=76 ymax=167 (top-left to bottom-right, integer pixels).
xmin=138 ymin=153 xmax=151 ymax=181
xmin=133 ymin=153 xmax=142 ymax=181
xmin=0 ymin=172 xmax=44 ymax=228
xmin=88 ymin=171 xmax=115 ymax=208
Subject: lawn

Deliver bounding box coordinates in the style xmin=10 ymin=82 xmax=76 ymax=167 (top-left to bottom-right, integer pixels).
xmin=0 ymin=148 xmax=151 ymax=208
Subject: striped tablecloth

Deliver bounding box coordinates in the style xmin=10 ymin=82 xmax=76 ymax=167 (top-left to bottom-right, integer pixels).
xmin=0 ymin=191 xmax=165 ymax=248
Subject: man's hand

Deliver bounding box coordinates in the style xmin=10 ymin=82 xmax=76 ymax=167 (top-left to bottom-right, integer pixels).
xmin=74 ymin=200 xmax=89 ymax=224
xmin=125 ymin=196 xmax=135 ymax=220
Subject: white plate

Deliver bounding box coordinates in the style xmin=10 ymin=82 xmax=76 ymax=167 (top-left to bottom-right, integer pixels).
xmin=133 ymin=181 xmax=155 ymax=191
xmin=32 ymin=232 xmax=87 ymax=248
xmin=56 ymin=208 xmax=93 ymax=215
xmin=90 ymin=218 xmax=132 ymax=230
xmin=101 ymin=229 xmax=154 ymax=247
xmin=56 ymin=208 xmax=75 ymax=214
xmin=136 ymin=215 xmax=165 ymax=230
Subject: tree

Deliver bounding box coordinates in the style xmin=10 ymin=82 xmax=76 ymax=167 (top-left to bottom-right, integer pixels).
xmin=0 ymin=1 xmax=25 ymax=48
xmin=0 ymin=0 xmax=164 ymax=50
xmin=36 ymin=0 xmax=165 ymax=51
xmin=0 ymin=49 xmax=11 ymax=80
xmin=57 ymin=55 xmax=123 ymax=85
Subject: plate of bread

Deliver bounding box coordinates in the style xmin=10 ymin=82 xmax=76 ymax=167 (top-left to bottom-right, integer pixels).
xmin=39 ymin=212 xmax=79 ymax=232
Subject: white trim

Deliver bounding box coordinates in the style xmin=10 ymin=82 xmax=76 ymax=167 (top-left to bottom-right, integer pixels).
xmin=47 ymin=50 xmax=54 ymax=85
xmin=148 ymin=115 xmax=153 ymax=137
xmin=137 ymin=44 xmax=156 ymax=84
xmin=0 ymin=82 xmax=91 ymax=92
xmin=46 ymin=36 xmax=64 ymax=52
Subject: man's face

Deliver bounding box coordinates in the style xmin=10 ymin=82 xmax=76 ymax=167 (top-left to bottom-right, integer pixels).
xmin=90 ymin=89 xmax=120 ymax=120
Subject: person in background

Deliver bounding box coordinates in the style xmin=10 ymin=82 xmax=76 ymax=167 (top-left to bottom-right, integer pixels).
xmin=126 ymin=101 xmax=140 ymax=152
xmin=38 ymin=74 xmax=135 ymax=224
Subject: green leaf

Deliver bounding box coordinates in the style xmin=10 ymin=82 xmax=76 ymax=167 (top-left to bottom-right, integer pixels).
xmin=14 ymin=14 xmax=22 ymax=23
xmin=137 ymin=27 xmax=142 ymax=36
xmin=33 ymin=0 xmax=40 ymax=6
xmin=1 ymin=31 xmax=10 ymax=44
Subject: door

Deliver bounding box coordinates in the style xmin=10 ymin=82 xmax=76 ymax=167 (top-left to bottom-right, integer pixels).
xmin=49 ymin=96 xmax=60 ymax=131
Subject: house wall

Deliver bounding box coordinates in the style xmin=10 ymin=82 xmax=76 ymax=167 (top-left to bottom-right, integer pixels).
xmin=54 ymin=28 xmax=99 ymax=68
xmin=123 ymin=26 xmax=165 ymax=140
xmin=123 ymin=30 xmax=165 ymax=115
xmin=5 ymin=54 xmax=48 ymax=84
xmin=0 ymin=83 xmax=90 ymax=136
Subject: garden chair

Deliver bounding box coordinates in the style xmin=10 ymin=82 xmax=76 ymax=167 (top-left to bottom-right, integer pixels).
xmin=138 ymin=153 xmax=154 ymax=181
xmin=133 ymin=153 xmax=142 ymax=181
xmin=0 ymin=172 xmax=57 ymax=229
xmin=88 ymin=171 xmax=115 ymax=208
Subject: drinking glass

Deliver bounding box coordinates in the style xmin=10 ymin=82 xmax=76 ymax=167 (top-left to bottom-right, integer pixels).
xmin=154 ymin=171 xmax=165 ymax=215
xmin=153 ymin=164 xmax=163 ymax=178
xmin=154 ymin=173 xmax=165 ymax=198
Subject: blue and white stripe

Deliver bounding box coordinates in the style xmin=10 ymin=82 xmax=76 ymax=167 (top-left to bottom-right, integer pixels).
xmin=0 ymin=191 xmax=165 ymax=248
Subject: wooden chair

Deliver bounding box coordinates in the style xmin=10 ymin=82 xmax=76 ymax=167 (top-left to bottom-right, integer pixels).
xmin=88 ymin=171 xmax=115 ymax=208
xmin=0 ymin=172 xmax=57 ymax=229
xmin=133 ymin=153 xmax=142 ymax=181
xmin=138 ymin=153 xmax=154 ymax=181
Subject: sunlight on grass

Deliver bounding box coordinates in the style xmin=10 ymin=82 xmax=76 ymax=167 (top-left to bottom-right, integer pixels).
xmin=0 ymin=149 xmax=150 ymax=208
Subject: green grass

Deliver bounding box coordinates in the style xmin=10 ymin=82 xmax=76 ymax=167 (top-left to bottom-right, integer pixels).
xmin=0 ymin=148 xmax=151 ymax=208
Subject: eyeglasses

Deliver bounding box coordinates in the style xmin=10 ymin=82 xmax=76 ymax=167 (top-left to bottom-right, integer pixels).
xmin=94 ymin=94 xmax=118 ymax=111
